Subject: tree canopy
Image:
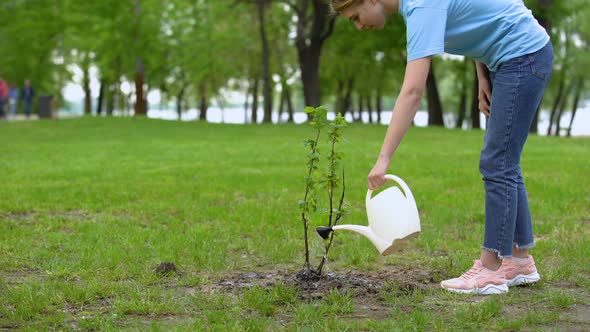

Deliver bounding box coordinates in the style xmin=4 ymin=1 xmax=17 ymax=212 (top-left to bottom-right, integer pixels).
xmin=0 ymin=0 xmax=587 ymax=130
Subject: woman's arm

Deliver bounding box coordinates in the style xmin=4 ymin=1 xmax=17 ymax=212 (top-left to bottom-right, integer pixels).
xmin=367 ymin=57 xmax=431 ymax=190
xmin=475 ymin=61 xmax=492 ymax=118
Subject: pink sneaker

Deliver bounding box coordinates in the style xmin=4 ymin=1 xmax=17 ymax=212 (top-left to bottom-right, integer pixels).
xmin=441 ymin=260 xmax=508 ymax=295
xmin=501 ymin=255 xmax=540 ymax=286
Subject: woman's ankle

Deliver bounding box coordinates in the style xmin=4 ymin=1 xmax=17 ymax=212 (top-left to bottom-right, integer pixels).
xmin=480 ymin=249 xmax=502 ymax=271
xmin=512 ymin=245 xmax=529 ymax=258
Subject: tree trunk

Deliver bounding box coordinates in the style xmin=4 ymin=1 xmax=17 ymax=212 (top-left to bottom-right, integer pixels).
xmin=82 ymin=56 xmax=92 ymax=115
xmin=96 ymin=79 xmax=105 ymax=115
xmin=107 ymin=82 xmax=116 ymax=116
xmin=272 ymin=18 xmax=294 ymax=124
xmin=530 ymin=106 xmax=540 ymax=133
xmin=343 ymin=78 xmax=353 ymax=118
xmin=144 ymin=88 xmax=149 ymax=116
xmin=457 ymin=89 xmax=467 ymax=129
xmin=334 ymin=79 xmax=344 ymax=116
xmin=376 ymin=89 xmax=382 ymax=124
xmin=530 ymin=0 xmax=553 ymax=133
xmin=244 ymin=81 xmax=251 ymax=124
xmin=107 ymin=58 xmax=122 ymax=116
xmin=132 ymin=0 xmax=146 ymax=116
xmin=555 ymin=80 xmax=575 ymax=136
xmin=366 ymin=92 xmax=373 ymax=124
xmin=298 ymin=47 xmax=321 ymax=109
xmin=549 ymin=31 xmax=570 ymax=136
xmin=295 ymin=0 xmax=336 ymax=117
xmin=176 ymin=83 xmax=186 ymax=121
xmin=124 ymin=92 xmax=131 ymax=115
xmin=278 ymin=88 xmax=285 ymax=122
xmin=567 ymin=78 xmax=584 ymax=137
xmin=256 ymin=0 xmax=272 ymax=123
xmin=426 ymin=62 xmax=444 ymax=126
xmin=356 ymin=94 xmax=363 ymax=122
xmin=470 ymin=63 xmax=481 ymax=129
xmin=251 ymin=77 xmax=259 ymax=124
xmin=285 ymin=84 xmax=294 ymax=123
xmin=117 ymin=76 xmax=126 ymax=115
xmin=456 ymin=59 xmax=468 ymax=129
xmin=276 ymin=66 xmax=290 ymax=123
xmin=134 ymin=59 xmax=146 ymax=116
xmin=199 ymin=82 xmax=208 ymax=121
xmin=547 ymin=73 xmax=565 ymax=136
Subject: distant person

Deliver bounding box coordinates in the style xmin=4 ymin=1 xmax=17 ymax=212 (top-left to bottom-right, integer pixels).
xmin=0 ymin=77 xmax=8 ymax=119
xmin=332 ymin=0 xmax=552 ymax=294
xmin=8 ymin=83 xmax=19 ymax=118
xmin=22 ymin=79 xmax=35 ymax=118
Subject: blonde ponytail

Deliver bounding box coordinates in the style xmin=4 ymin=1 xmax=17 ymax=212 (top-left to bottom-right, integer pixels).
xmin=331 ymin=0 xmax=362 ymax=13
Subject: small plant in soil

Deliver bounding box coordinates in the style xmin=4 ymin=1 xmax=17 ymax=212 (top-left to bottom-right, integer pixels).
xmin=298 ymin=106 xmax=347 ymax=281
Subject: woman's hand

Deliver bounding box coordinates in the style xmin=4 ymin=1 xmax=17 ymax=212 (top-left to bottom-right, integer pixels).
xmin=368 ymin=158 xmax=390 ymax=191
xmin=475 ymin=61 xmax=492 ymax=118
xmin=478 ymin=78 xmax=492 ymax=118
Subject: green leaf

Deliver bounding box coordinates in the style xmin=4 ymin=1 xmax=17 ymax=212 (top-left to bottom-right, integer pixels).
xmin=303 ymin=106 xmax=316 ymax=115
xmin=298 ymin=200 xmax=307 ymax=209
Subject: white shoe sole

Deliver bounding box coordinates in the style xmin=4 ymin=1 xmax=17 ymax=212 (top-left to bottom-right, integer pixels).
xmin=441 ymin=282 xmax=509 ymax=295
xmin=506 ymin=272 xmax=540 ymax=286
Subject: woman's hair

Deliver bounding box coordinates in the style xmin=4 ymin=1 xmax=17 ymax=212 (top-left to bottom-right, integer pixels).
xmin=331 ymin=0 xmax=361 ymax=13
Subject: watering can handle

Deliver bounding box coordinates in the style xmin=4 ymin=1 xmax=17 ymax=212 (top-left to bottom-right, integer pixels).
xmin=366 ymin=174 xmax=414 ymax=204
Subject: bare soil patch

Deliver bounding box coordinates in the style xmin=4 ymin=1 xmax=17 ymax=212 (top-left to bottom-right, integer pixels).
xmin=203 ymin=267 xmax=442 ymax=296
xmin=198 ymin=266 xmax=445 ymax=320
xmin=196 ymin=267 xmax=590 ymax=325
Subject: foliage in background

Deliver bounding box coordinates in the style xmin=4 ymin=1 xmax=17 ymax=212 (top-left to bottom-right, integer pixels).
xmin=0 ymin=0 xmax=588 ymax=128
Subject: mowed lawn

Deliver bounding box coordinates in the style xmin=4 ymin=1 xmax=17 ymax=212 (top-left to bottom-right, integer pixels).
xmin=0 ymin=117 xmax=588 ymax=330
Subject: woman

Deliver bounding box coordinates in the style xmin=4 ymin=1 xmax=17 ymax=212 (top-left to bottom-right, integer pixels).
xmin=331 ymin=0 xmax=553 ymax=295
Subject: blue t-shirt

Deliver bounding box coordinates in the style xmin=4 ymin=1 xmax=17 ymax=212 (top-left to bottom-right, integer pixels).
xmin=399 ymin=0 xmax=550 ymax=71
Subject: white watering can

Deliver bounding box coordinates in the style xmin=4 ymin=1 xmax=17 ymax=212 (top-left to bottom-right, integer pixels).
xmin=316 ymin=174 xmax=420 ymax=256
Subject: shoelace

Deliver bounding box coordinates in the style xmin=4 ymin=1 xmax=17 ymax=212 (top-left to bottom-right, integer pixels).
xmin=460 ymin=264 xmax=483 ymax=280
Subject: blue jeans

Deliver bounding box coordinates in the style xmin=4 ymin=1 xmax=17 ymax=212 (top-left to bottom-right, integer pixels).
xmin=9 ymin=99 xmax=17 ymax=116
xmin=24 ymin=101 xmax=32 ymax=117
xmin=480 ymin=42 xmax=553 ymax=258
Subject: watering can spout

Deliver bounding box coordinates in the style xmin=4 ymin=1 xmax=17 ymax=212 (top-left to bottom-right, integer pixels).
xmin=316 ymin=224 xmax=419 ymax=256
xmin=316 ymin=226 xmax=333 ymax=240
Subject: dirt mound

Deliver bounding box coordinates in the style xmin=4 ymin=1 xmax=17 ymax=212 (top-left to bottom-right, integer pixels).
xmin=198 ymin=267 xmax=446 ymax=320
xmin=202 ymin=267 xmax=444 ymax=301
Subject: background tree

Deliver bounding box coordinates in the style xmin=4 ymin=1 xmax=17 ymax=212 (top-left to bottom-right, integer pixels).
xmin=0 ymin=1 xmax=65 ymax=102
xmin=286 ymin=0 xmax=336 ymax=110
xmin=0 ymin=0 xmax=587 ymax=137
xmin=321 ymin=14 xmax=406 ymax=123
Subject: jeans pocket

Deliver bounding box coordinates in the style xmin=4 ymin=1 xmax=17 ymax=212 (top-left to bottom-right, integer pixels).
xmin=528 ymin=55 xmax=547 ymax=80
xmin=528 ymin=43 xmax=554 ymax=81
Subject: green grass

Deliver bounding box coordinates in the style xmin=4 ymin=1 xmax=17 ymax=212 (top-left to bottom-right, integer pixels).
xmin=0 ymin=117 xmax=588 ymax=330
